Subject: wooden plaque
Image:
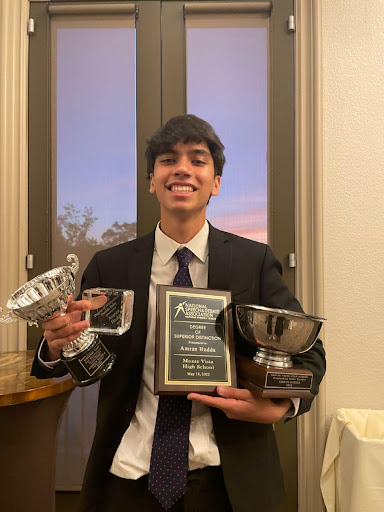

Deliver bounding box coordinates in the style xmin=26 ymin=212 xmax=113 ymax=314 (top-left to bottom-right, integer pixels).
xmin=155 ymin=285 xmax=237 ymax=395
xmin=236 ymin=354 xmax=314 ymax=399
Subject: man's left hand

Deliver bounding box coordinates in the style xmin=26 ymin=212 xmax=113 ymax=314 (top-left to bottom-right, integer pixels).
xmin=187 ymin=386 xmax=292 ymax=424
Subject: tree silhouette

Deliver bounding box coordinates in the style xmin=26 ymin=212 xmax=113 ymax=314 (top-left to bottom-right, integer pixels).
xmin=54 ymin=203 xmax=136 ymax=294
xmin=58 ymin=203 xmax=98 ymax=247
xmin=101 ymin=221 xmax=136 ymax=246
xmin=56 ymin=203 xmax=136 ymax=250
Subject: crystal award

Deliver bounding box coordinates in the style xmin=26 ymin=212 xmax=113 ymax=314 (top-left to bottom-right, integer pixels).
xmin=82 ymin=288 xmax=134 ymax=335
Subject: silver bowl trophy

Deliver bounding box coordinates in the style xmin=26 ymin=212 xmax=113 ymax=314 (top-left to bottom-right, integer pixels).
xmin=0 ymin=254 xmax=134 ymax=386
xmin=235 ymin=305 xmax=325 ymax=398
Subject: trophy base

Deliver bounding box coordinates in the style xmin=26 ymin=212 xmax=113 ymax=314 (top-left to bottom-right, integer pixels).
xmin=236 ymin=354 xmax=314 ymax=399
xmin=61 ymin=337 xmax=116 ymax=387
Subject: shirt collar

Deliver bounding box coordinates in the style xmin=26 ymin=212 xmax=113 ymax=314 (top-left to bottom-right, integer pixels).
xmin=155 ymin=220 xmax=209 ymax=265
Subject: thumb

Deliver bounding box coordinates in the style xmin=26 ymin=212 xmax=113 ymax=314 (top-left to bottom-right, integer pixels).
xmin=89 ymin=295 xmax=108 ymax=310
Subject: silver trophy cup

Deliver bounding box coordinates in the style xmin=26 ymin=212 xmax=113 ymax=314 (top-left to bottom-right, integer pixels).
xmin=0 ymin=255 xmax=134 ymax=386
xmin=235 ymin=304 xmax=325 ymax=398
xmin=0 ymin=254 xmax=79 ymax=326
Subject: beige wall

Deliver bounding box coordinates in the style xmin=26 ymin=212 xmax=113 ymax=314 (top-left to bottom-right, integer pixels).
xmin=322 ymin=0 xmax=384 ymax=423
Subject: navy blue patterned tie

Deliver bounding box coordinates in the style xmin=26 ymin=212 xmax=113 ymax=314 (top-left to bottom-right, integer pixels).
xmin=148 ymin=247 xmax=194 ymax=510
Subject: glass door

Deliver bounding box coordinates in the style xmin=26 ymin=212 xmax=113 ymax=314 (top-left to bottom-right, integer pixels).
xmin=28 ymin=1 xmax=296 ymax=508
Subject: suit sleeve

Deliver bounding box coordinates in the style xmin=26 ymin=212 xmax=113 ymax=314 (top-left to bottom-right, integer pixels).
xmin=259 ymin=245 xmax=326 ymax=416
xmin=30 ymin=252 xmax=103 ymax=379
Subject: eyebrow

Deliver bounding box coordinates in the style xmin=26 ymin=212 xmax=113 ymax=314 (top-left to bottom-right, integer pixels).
xmin=158 ymin=148 xmax=211 ymax=157
xmin=190 ymin=148 xmax=211 ymax=157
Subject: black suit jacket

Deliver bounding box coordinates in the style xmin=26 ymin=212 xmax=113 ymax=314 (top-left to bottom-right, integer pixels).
xmin=32 ymin=225 xmax=326 ymax=512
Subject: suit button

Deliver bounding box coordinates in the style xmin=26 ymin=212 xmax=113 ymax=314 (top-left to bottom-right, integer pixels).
xmin=125 ymin=404 xmax=134 ymax=414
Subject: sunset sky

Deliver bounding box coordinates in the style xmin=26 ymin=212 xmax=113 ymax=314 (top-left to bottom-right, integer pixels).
xmin=55 ymin=24 xmax=268 ymax=245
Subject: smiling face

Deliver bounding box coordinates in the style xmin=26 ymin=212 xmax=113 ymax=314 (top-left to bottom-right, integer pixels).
xmin=149 ymin=141 xmax=221 ymax=224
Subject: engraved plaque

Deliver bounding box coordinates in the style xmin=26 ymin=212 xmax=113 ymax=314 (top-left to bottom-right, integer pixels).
xmin=155 ymin=285 xmax=237 ymax=395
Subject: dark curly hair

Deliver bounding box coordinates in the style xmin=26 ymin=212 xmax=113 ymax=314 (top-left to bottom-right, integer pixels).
xmin=145 ymin=114 xmax=225 ymax=178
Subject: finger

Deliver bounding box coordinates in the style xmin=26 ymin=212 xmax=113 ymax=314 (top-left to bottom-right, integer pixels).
xmin=48 ymin=331 xmax=84 ymax=351
xmin=216 ymin=386 xmax=254 ymax=401
xmin=42 ymin=312 xmax=81 ymax=331
xmin=44 ymin=320 xmax=90 ymax=342
xmin=42 ymin=300 xmax=92 ymax=330
xmin=66 ymin=299 xmax=92 ymax=313
xmin=42 ymin=314 xmax=71 ymax=331
xmin=187 ymin=393 xmax=234 ymax=411
xmin=89 ymin=295 xmax=108 ymax=310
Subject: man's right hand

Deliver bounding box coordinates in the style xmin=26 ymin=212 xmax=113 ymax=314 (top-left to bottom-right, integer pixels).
xmin=42 ymin=296 xmax=92 ymax=362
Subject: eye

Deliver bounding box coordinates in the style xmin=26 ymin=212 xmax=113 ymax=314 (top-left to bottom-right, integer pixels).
xmin=160 ymin=157 xmax=174 ymax=164
xmin=192 ymin=159 xmax=206 ymax=166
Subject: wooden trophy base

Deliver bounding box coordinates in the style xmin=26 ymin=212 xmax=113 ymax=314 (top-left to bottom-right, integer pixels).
xmin=236 ymin=354 xmax=314 ymax=399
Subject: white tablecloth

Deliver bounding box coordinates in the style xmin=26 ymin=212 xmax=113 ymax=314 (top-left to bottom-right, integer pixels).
xmin=321 ymin=408 xmax=384 ymax=512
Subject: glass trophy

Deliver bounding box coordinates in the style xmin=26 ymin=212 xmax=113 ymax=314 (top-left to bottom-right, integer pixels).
xmin=60 ymin=287 xmax=134 ymax=386
xmin=82 ymin=288 xmax=134 ymax=335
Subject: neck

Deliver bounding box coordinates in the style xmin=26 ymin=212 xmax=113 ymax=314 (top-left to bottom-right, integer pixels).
xmin=159 ymin=211 xmax=206 ymax=244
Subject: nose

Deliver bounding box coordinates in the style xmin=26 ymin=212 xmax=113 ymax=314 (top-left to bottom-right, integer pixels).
xmin=173 ymin=156 xmax=191 ymax=176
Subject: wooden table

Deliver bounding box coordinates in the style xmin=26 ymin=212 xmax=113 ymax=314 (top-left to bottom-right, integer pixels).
xmin=0 ymin=351 xmax=75 ymax=512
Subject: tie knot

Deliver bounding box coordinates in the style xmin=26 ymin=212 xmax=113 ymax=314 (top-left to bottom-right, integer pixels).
xmin=176 ymin=247 xmax=194 ymax=268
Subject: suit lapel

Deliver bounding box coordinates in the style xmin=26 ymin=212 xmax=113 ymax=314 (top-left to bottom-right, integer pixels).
xmin=127 ymin=231 xmax=155 ymax=349
xmin=208 ymin=224 xmax=232 ymax=291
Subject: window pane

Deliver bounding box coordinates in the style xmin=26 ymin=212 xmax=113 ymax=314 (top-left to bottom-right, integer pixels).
xmin=50 ymin=17 xmax=136 ymax=490
xmin=187 ymin=21 xmax=268 ymax=243
xmin=52 ymin=20 xmax=136 ymax=286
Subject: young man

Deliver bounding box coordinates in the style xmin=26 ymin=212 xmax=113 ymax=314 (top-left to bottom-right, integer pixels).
xmin=32 ymin=115 xmax=326 ymax=512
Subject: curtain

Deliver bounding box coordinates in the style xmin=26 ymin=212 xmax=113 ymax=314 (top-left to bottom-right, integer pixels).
xmin=0 ymin=0 xmax=28 ymax=352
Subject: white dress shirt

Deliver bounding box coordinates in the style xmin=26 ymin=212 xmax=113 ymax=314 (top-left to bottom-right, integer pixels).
xmin=110 ymin=221 xmax=221 ymax=479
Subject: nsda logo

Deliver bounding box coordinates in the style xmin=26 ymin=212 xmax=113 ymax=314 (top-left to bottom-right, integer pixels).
xmin=174 ymin=301 xmax=186 ymax=319
xmin=173 ymin=299 xmax=221 ymax=321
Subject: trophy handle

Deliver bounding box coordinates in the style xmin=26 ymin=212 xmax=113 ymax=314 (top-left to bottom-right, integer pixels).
xmin=0 ymin=308 xmax=16 ymax=324
xmin=67 ymin=254 xmax=79 ymax=275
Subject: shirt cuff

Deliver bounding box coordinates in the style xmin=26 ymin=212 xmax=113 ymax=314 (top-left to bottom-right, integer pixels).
xmin=284 ymin=398 xmax=300 ymax=418
xmin=38 ymin=339 xmax=61 ymax=368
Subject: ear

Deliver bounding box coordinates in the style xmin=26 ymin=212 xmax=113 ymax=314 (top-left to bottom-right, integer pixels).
xmin=211 ymin=175 xmax=221 ymax=197
xmin=149 ymin=173 xmax=156 ymax=194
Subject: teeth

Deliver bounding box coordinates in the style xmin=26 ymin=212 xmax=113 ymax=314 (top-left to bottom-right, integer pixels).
xmin=171 ymin=185 xmax=194 ymax=192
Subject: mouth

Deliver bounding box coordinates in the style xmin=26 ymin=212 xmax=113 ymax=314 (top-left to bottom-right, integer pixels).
xmin=166 ymin=184 xmax=196 ymax=193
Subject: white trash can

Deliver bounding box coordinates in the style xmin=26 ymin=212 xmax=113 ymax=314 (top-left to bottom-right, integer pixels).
xmin=321 ymin=408 xmax=384 ymax=512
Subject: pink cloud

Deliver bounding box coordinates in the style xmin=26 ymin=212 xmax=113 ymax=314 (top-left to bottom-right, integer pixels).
xmin=209 ymin=208 xmax=268 ymax=243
